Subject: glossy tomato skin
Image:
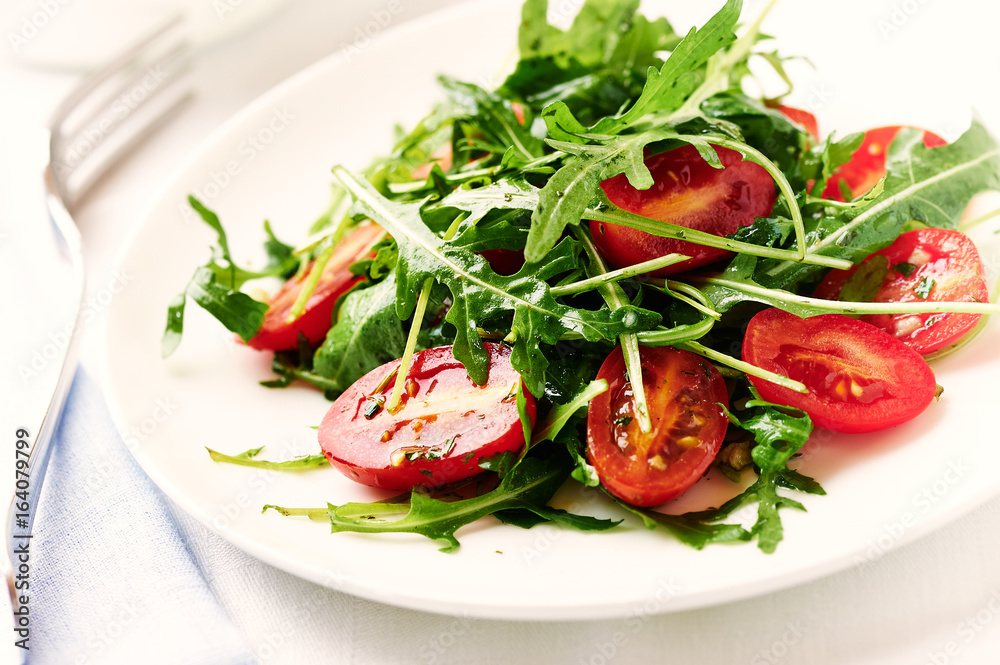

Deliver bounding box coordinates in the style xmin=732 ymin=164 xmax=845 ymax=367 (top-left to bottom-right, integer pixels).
xmin=822 ymin=126 xmax=947 ymax=200
xmin=319 ymin=343 xmax=535 ymax=490
xmin=813 ymin=229 xmax=988 ymax=355
xmin=742 ymin=309 xmax=936 ymax=434
xmin=591 ymin=144 xmax=777 ymax=276
xmin=248 ymin=223 xmax=382 ymax=351
xmin=586 ymin=346 xmax=729 ymax=507
xmin=776 ymin=105 xmax=819 ymax=141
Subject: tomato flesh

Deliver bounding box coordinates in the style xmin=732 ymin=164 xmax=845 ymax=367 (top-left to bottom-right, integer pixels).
xmin=248 ymin=223 xmax=382 ymax=351
xmin=319 ymin=343 xmax=534 ymax=490
xmin=742 ymin=309 xmax=936 ymax=434
xmin=813 ymin=228 xmax=988 ymax=355
xmin=586 ymin=346 xmax=729 ymax=507
xmin=591 ymin=144 xmax=777 ymax=276
xmin=822 ymin=126 xmax=947 ymax=201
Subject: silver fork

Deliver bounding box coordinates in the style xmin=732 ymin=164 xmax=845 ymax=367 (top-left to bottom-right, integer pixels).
xmin=3 ymin=19 xmax=192 ymax=661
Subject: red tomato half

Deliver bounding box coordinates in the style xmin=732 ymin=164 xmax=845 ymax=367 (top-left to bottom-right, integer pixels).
xmin=319 ymin=343 xmax=535 ymax=490
xmin=822 ymin=126 xmax=947 ymax=200
xmin=586 ymin=346 xmax=729 ymax=507
xmin=592 ymin=144 xmax=777 ymax=276
xmin=813 ymin=229 xmax=988 ymax=355
xmin=247 ymin=223 xmax=382 ymax=351
xmin=742 ymin=309 xmax=936 ymax=434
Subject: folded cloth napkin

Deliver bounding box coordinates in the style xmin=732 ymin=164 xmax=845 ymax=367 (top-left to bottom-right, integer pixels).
xmin=29 ymin=369 xmax=256 ymax=665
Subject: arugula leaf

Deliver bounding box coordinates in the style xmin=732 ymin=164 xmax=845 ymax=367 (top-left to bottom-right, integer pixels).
xmin=591 ymin=0 xmax=741 ymax=134
xmin=186 ymin=266 xmax=268 ymax=343
xmin=262 ymin=220 xmax=296 ymax=273
xmin=321 ymin=450 xmax=606 ymax=552
xmin=430 ymin=178 xmax=539 ymax=227
xmin=728 ymin=397 xmax=820 ymax=553
xmin=334 ymin=167 xmax=659 ymax=396
xmin=440 ymin=77 xmax=543 ymax=164
xmin=531 ymin=378 xmax=607 ymax=446
xmin=161 ymin=292 xmax=187 ymax=358
xmin=838 ymin=254 xmax=888 ymax=302
xmin=188 ymin=195 xmax=234 ymax=280
xmin=163 ymin=199 xmax=301 ymax=356
xmin=760 ymin=119 xmax=1000 ymax=289
xmin=616 ymin=500 xmax=751 ymax=549
xmin=207 ymin=446 xmax=328 ymax=470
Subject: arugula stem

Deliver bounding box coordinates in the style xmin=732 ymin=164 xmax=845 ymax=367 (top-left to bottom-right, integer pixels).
xmin=386 ymin=213 xmax=466 ymax=413
xmin=207 ymin=447 xmax=328 ymax=470
xmin=574 ymin=228 xmax=652 ymax=433
xmin=677 ymin=134 xmax=807 ymax=261
xmin=682 ymin=341 xmax=809 ymax=393
xmin=586 ymin=207 xmax=851 ymax=270
xmin=262 ymin=505 xmax=329 ymax=521
xmin=692 ymin=275 xmax=1000 ymax=315
xmin=287 ymin=241 xmax=336 ymax=323
xmin=657 ymin=279 xmax=723 ymax=320
xmin=549 ymin=253 xmax=689 ymax=296
xmin=388 ymin=277 xmax=434 ymax=413
xmin=389 ymin=165 xmax=501 ymax=194
xmin=530 ymin=379 xmax=609 ymax=446
xmin=635 ymin=318 xmax=715 ymax=346
xmin=959 ymin=206 xmax=1000 ymax=233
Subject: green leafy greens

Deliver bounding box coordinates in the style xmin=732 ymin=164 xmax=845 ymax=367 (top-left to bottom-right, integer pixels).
xmin=169 ymin=0 xmax=1000 ymax=554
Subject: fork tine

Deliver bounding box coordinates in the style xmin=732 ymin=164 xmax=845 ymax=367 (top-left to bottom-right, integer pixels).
xmin=52 ymin=38 xmax=190 ymax=155
xmin=67 ymin=89 xmax=196 ymax=210
xmin=48 ymin=14 xmax=190 ymax=207
xmin=47 ymin=14 xmax=184 ymax=133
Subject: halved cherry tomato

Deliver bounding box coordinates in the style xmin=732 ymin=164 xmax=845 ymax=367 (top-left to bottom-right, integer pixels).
xmin=822 ymin=126 xmax=947 ymax=201
xmin=318 ymin=342 xmax=534 ymax=490
xmin=775 ymin=105 xmax=819 ymax=141
xmin=586 ymin=346 xmax=729 ymax=507
xmin=591 ymin=144 xmax=777 ymax=276
xmin=742 ymin=308 xmax=936 ymax=434
xmin=813 ymin=228 xmax=988 ymax=355
xmin=247 ymin=223 xmax=382 ymax=351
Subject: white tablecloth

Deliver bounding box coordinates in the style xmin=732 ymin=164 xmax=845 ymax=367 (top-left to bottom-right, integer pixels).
xmin=5 ymin=1 xmax=1000 ymax=663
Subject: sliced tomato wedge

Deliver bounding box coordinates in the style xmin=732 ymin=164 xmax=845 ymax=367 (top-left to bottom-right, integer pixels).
xmin=591 ymin=144 xmax=777 ymax=276
xmin=742 ymin=309 xmax=937 ymax=434
xmin=247 ymin=223 xmax=382 ymax=351
xmin=586 ymin=346 xmax=729 ymax=507
xmin=319 ymin=343 xmax=535 ymax=490
xmin=813 ymin=228 xmax=988 ymax=355
xmin=822 ymin=126 xmax=947 ymax=201
xmin=775 ymin=104 xmax=819 ymax=141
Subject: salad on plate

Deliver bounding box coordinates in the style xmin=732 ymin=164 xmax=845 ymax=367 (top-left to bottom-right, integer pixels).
xmin=161 ymin=0 xmax=1000 ymax=554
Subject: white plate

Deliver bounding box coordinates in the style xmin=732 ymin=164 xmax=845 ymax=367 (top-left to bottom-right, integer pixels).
xmin=104 ymin=0 xmax=1000 ymax=620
